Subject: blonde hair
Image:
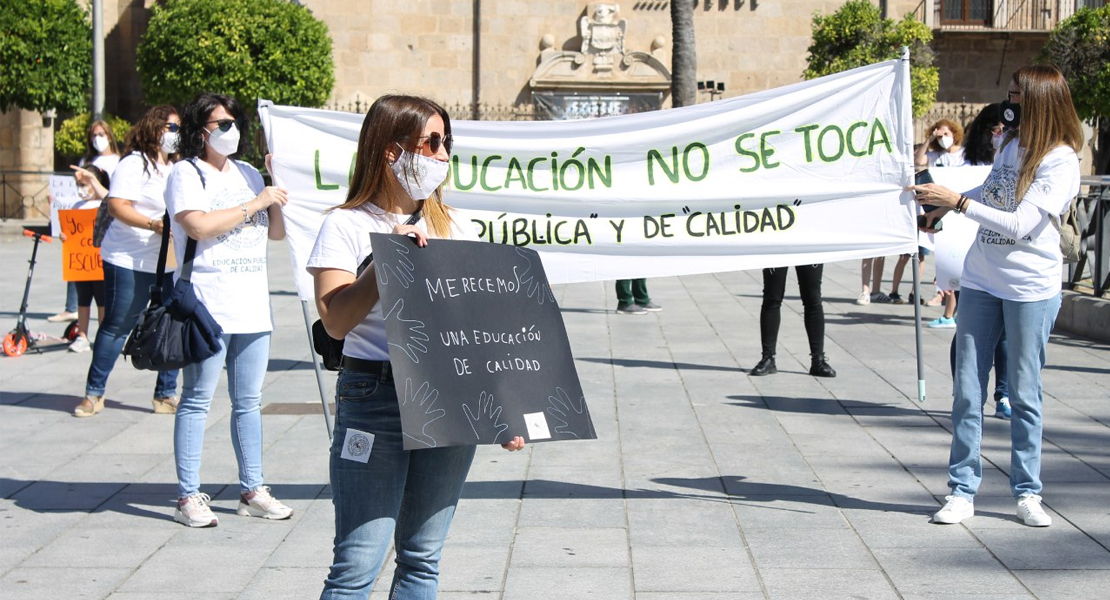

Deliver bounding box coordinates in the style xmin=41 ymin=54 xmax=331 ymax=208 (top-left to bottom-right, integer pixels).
xmin=1011 ymin=66 xmax=1084 ymax=203
xmin=336 ymin=95 xmax=455 ymax=237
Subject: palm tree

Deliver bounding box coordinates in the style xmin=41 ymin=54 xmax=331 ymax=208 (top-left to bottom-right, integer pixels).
xmin=670 ymin=0 xmax=697 ymax=108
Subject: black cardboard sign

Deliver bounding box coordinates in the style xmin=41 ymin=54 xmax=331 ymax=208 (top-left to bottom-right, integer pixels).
xmin=370 ymin=233 xmax=596 ymax=450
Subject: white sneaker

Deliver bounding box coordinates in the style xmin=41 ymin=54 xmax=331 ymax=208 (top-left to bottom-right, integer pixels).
xmin=932 ymin=495 xmax=974 ymax=524
xmin=175 ymin=493 xmax=218 ymax=528
xmin=237 ymin=486 xmax=293 ymax=520
xmin=855 ymin=292 xmax=871 ymax=305
xmin=47 ymin=311 xmax=78 ymax=323
xmin=68 ymin=335 xmax=91 ymax=353
xmin=1017 ymin=495 xmax=1052 ymax=527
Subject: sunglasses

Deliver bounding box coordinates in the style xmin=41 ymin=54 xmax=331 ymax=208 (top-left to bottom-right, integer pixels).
xmin=414 ymin=132 xmax=453 ymax=155
xmin=206 ymin=119 xmax=236 ymax=132
xmin=164 ymin=122 xmax=180 ymax=133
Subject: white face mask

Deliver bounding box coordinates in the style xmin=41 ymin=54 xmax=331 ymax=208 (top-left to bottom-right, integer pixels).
xmin=92 ymin=135 xmax=110 ymax=154
xmin=391 ymin=145 xmax=449 ymax=200
xmin=991 ymin=131 xmax=1004 ymax=150
xmin=161 ymin=131 xmax=179 ymax=155
xmin=206 ymin=123 xmax=240 ymax=157
xmin=937 ymin=135 xmax=954 ymax=150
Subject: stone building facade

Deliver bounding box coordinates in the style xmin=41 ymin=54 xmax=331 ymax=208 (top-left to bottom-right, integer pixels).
xmin=2 ymin=0 xmax=1097 ymax=218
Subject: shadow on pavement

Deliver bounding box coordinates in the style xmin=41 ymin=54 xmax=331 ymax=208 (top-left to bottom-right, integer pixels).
xmin=1 ymin=391 xmax=150 ymax=414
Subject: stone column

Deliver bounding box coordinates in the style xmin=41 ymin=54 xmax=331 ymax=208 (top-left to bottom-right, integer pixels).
xmin=0 ymin=110 xmax=55 ymax=220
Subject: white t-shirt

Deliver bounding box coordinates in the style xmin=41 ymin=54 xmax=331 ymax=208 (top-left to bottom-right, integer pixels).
xmin=306 ymin=204 xmax=478 ymax=361
xmin=926 ymin=148 xmax=967 ymax=168
xmin=100 ymin=152 xmax=171 ymax=272
xmin=164 ymin=159 xmax=271 ymax=334
xmin=961 ymin=142 xmax=1080 ymax=301
xmin=80 ymin=153 xmax=121 ymax=176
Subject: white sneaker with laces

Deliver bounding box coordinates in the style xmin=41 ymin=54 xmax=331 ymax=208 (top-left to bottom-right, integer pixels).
xmin=68 ymin=335 xmax=91 ymax=353
xmin=933 ymin=495 xmax=974 ymax=524
xmin=175 ymin=493 xmax=218 ymax=528
xmin=855 ymin=292 xmax=871 ymax=305
xmin=237 ymin=486 xmax=293 ymax=520
xmin=1017 ymin=495 xmax=1052 ymax=527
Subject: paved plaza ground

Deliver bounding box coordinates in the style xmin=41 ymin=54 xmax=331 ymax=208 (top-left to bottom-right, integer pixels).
xmin=1 ymin=230 xmax=1108 ymax=599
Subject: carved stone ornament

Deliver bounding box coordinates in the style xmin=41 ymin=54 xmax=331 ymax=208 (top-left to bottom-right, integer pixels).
xmin=530 ymin=2 xmax=671 ymax=92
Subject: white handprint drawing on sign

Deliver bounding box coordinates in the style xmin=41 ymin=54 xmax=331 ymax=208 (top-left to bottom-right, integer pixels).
xmin=401 ymin=378 xmax=445 ymax=448
xmin=513 ymin=248 xmax=555 ymax=305
xmin=384 ymin=298 xmax=429 ymax=364
xmin=376 ymin=238 xmax=418 ymax=289
xmin=546 ymin=387 xmax=591 ymax=439
xmin=462 ymin=391 xmax=509 ymax=444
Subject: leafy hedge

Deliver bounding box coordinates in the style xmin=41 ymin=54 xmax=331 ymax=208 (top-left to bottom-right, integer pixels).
xmin=804 ymin=0 xmax=937 ymax=118
xmin=1039 ymin=6 xmax=1109 ymax=124
xmin=0 ymin=0 xmax=92 ymax=113
xmin=137 ymin=0 xmax=335 ymax=110
xmin=54 ymin=112 xmax=132 ymax=158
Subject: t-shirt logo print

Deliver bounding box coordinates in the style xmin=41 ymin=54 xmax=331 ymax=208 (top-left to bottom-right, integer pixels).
xmin=982 ymin=164 xmax=1018 ymax=212
xmin=345 ymin=432 xmax=371 ymax=457
xmin=214 ymin=187 xmax=268 ymax=250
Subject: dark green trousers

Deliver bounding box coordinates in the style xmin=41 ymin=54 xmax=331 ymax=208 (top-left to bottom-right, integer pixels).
xmin=615 ymin=279 xmax=650 ymax=306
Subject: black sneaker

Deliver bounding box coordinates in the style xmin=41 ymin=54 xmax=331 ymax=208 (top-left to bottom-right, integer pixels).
xmin=810 ymin=355 xmax=837 ymax=378
xmin=616 ymin=303 xmax=648 ymax=315
xmin=750 ymin=355 xmax=777 ymax=376
xmin=889 ymin=292 xmax=904 ymax=304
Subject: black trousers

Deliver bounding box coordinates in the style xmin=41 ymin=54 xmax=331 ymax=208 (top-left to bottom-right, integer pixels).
xmin=760 ymin=264 xmax=825 ymax=357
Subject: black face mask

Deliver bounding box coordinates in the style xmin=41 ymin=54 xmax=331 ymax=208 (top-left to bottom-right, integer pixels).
xmin=1000 ymin=100 xmax=1021 ymax=129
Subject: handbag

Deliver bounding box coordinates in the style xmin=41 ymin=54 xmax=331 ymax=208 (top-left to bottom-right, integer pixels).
xmin=1051 ymin=195 xmax=1083 ymax=265
xmin=123 ymin=167 xmax=224 ymax=370
xmin=312 ymin=211 xmax=421 ymax=371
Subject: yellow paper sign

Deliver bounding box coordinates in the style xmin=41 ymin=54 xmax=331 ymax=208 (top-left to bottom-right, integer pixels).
xmin=59 ymin=208 xmax=104 ymax=282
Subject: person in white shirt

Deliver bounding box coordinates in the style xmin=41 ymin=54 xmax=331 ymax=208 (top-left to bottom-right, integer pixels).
xmin=308 ymin=94 xmax=525 ymax=599
xmin=77 ymin=105 xmax=182 ymax=418
xmin=914 ymin=118 xmax=967 ymax=169
xmin=164 ymin=93 xmax=292 ymax=529
xmin=48 ymin=119 xmax=123 ymax=323
xmin=911 ymin=66 xmax=1083 ymax=528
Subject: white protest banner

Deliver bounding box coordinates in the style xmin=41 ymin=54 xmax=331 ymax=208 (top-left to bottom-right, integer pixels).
xmin=929 ymin=166 xmax=991 ymax=291
xmin=260 ymin=58 xmax=917 ymax=299
xmin=49 ymin=175 xmax=80 ymax=237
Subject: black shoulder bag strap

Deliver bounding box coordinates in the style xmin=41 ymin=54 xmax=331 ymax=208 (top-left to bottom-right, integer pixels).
xmin=152 ymin=160 xmax=204 ymax=304
xmin=355 ymin=209 xmax=422 ymax=276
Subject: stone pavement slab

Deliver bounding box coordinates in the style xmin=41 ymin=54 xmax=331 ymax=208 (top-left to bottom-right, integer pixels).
xmin=1 ymin=234 xmax=1108 ymax=599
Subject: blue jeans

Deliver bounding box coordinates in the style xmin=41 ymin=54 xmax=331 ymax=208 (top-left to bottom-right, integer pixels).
xmin=321 ymin=370 xmax=476 ymax=600
xmin=65 ymin=281 xmax=77 ymax=313
xmin=174 ymin=332 xmax=270 ymax=498
xmin=85 ymin=262 xmax=178 ymax=398
xmin=949 ymin=291 xmax=1009 ymax=401
xmin=947 ymin=287 xmax=1061 ymax=499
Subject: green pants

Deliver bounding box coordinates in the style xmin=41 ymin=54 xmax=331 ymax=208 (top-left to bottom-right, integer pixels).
xmin=615 ymin=279 xmax=651 ymax=306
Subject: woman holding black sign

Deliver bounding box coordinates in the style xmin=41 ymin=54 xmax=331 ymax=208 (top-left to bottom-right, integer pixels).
xmin=911 ymin=66 xmax=1082 ymax=528
xmin=308 ymin=94 xmax=525 ymax=599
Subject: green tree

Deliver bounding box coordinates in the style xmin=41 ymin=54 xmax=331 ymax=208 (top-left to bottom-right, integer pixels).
xmin=1039 ymin=6 xmax=1110 ymax=174
xmin=137 ymin=0 xmax=335 ymax=111
xmin=0 ymin=0 xmax=92 ymax=114
xmin=804 ymin=0 xmax=937 ymax=118
xmin=54 ymin=112 xmax=132 ymax=158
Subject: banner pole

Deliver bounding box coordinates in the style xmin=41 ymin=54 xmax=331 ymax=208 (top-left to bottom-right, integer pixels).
xmin=912 ymin=252 xmax=926 ymax=403
xmin=301 ymin=300 xmax=334 ymax=439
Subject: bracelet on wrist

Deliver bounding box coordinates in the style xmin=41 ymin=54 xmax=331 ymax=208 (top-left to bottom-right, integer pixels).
xmin=147 ymin=219 xmax=156 ymax=231
xmin=240 ymin=202 xmax=250 ymax=222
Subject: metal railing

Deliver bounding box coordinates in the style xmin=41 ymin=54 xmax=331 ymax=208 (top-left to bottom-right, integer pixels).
xmin=0 ymin=170 xmax=58 ymax=221
xmin=1068 ymin=176 xmax=1110 ymax=297
xmin=911 ymin=0 xmax=1087 ymax=31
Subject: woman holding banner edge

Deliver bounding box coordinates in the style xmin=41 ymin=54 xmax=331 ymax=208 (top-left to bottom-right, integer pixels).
xmin=911 ymin=66 xmax=1082 ymax=527
xmin=308 ymin=94 xmax=525 ymax=599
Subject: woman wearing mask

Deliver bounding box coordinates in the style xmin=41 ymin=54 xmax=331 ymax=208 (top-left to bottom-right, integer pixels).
xmin=308 ymin=95 xmax=525 ymax=599
xmin=915 ymin=119 xmax=967 ymax=169
xmin=49 ymin=120 xmax=123 ymax=323
xmin=165 ymin=93 xmax=292 ymax=528
xmin=76 ymin=105 xmax=182 ymax=417
xmin=912 ymin=66 xmax=1082 ymax=527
